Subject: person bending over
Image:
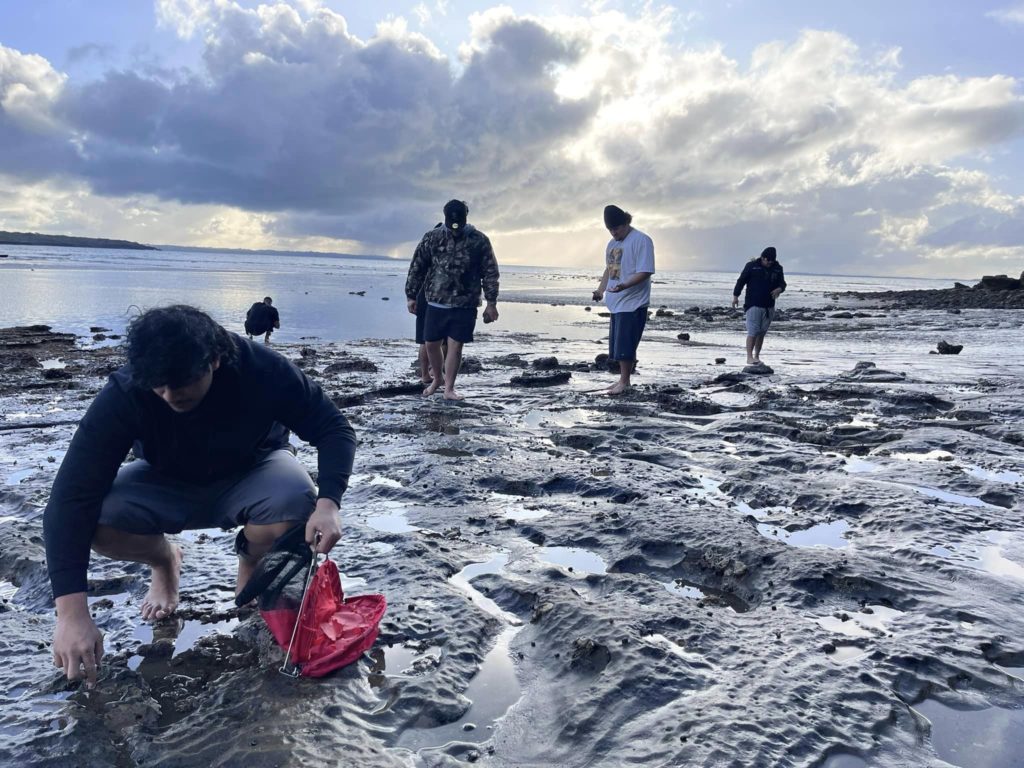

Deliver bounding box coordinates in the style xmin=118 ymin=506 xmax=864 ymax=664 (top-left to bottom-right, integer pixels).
xmin=44 ymin=305 xmax=355 ymax=683
xmin=245 ymin=296 xmax=280 ymax=344
xmin=732 ymin=246 xmax=786 ymax=365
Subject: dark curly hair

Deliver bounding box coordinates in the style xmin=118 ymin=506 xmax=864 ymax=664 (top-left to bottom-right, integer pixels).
xmin=126 ymin=305 xmax=238 ymax=390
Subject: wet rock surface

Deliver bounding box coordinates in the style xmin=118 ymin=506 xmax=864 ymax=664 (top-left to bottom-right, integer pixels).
xmin=1 ymin=312 xmax=1023 ymax=767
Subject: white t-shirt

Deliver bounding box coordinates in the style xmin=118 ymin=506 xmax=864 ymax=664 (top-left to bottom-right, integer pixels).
xmin=604 ymin=228 xmax=655 ymax=313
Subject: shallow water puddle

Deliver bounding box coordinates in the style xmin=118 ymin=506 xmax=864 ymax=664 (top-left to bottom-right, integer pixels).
xmin=367 ymin=643 xmax=443 ymax=688
xmin=977 ymin=532 xmax=1024 ymax=581
xmin=817 ymin=605 xmax=903 ymax=638
xmin=911 ymin=485 xmax=997 ymax=508
xmin=821 ymin=754 xmax=868 ymax=768
xmin=365 ymin=506 xmax=420 ymax=534
xmin=758 ymin=519 xmax=850 ymax=549
xmin=826 ymin=643 xmax=869 ymax=664
xmin=843 ymin=456 xmax=882 ymax=474
xmin=965 ymin=465 xmax=1024 ymax=484
xmin=643 ymin=633 xmax=703 ymax=662
xmin=914 ymin=698 xmax=1024 ymax=768
xmin=128 ymin=617 xmax=240 ymax=671
xmin=395 ymin=555 xmax=523 ymax=750
xmin=995 ymin=664 xmax=1024 ymax=680
xmin=501 ymin=501 xmax=550 ymax=522
xmin=663 ymin=579 xmax=750 ymax=612
xmin=38 ymin=358 xmax=65 ymax=369
xmin=0 ymin=580 xmax=17 ymax=601
xmin=449 ymin=553 xmax=520 ymax=624
xmin=891 ymin=450 xmax=954 ymax=462
xmin=536 ymin=546 xmax=607 ymax=575
xmin=399 ymin=625 xmax=521 ymax=751
xmin=522 ymin=408 xmax=600 ymax=429
xmin=3 ymin=468 xmax=36 ymax=485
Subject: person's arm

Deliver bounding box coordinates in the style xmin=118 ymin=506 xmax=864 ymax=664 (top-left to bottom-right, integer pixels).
xmin=44 ymin=380 xmax=136 ymax=681
xmin=732 ymin=262 xmax=752 ymax=306
xmin=405 ymin=236 xmax=432 ymax=312
xmin=480 ymin=236 xmax=500 ymax=323
xmin=271 ymin=357 xmax=357 ymax=554
xmin=772 ymin=265 xmax=787 ymax=299
xmin=609 ymin=272 xmax=652 ymax=292
xmin=271 ymin=307 xmax=280 ymax=329
xmin=593 ymin=265 xmax=611 ymax=301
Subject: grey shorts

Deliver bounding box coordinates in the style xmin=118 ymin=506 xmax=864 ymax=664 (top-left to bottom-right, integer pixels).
xmin=745 ymin=306 xmax=774 ymax=336
xmin=98 ymin=449 xmax=317 ymax=535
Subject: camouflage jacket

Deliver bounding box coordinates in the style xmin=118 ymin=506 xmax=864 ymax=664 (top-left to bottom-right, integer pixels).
xmin=404 ymin=224 xmax=499 ymax=308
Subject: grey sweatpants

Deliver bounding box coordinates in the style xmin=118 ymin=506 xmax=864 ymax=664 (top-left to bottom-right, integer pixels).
xmin=98 ymin=449 xmax=317 ymax=535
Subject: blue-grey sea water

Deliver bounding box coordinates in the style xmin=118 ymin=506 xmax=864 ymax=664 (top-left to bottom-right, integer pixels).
xmin=0 ymin=244 xmax=958 ymax=344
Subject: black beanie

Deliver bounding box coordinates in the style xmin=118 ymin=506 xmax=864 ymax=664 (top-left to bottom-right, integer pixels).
xmin=603 ymin=205 xmax=630 ymax=228
xmin=760 ymin=246 xmax=777 ymax=261
xmin=443 ymin=199 xmax=469 ymax=230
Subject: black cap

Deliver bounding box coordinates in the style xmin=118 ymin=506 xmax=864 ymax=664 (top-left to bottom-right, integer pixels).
xmin=760 ymin=246 xmax=777 ymax=262
xmin=444 ymin=199 xmax=469 ymax=230
xmin=604 ymin=205 xmax=630 ymax=228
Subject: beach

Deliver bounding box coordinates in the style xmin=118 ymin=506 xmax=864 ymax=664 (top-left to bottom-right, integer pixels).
xmin=1 ymin=249 xmax=1023 ymax=767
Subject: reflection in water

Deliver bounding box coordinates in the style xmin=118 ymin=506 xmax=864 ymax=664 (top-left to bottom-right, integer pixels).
xmin=757 ymin=519 xmax=850 ymax=549
xmin=536 ymin=546 xmax=607 ymax=575
xmin=914 ymin=699 xmax=1024 ymax=768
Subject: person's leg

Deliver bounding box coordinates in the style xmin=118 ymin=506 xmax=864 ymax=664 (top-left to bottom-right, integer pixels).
xmin=418 ymin=343 xmax=431 ymax=383
xmin=607 ymin=360 xmax=632 ymax=395
xmin=92 ymin=527 xmax=183 ymax=621
xmin=606 ymin=307 xmax=644 ymax=395
xmin=443 ymin=338 xmax=465 ymax=400
xmin=745 ymin=336 xmax=756 ymax=364
xmin=423 ymin=340 xmax=445 ymax=396
xmin=213 ymin=450 xmax=318 ymax=594
xmin=753 ymin=334 xmax=765 ymax=362
xmin=96 ymin=461 xmax=196 ymax=621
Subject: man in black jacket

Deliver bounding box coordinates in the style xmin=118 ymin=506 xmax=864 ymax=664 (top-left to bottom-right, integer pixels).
xmin=44 ymin=305 xmax=356 ymax=683
xmin=732 ymin=246 xmax=787 ymax=365
xmin=245 ymin=296 xmax=280 ymax=343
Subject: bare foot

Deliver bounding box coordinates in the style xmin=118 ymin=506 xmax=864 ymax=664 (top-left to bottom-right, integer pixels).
xmin=423 ymin=379 xmax=441 ymax=396
xmin=443 ymin=389 xmax=465 ymax=401
xmin=605 ymin=382 xmax=630 ymax=396
xmin=746 ymin=358 xmax=755 ymax=365
xmin=421 ymin=376 xmax=433 ymax=385
xmin=141 ymin=545 xmax=183 ymax=622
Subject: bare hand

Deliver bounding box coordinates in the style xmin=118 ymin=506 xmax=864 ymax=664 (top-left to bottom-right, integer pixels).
xmin=306 ymin=498 xmax=341 ymax=554
xmin=53 ymin=604 xmax=104 ymax=684
xmin=407 ymin=298 xmax=417 ymax=315
xmin=592 ymin=290 xmax=603 ymax=302
xmin=483 ymin=304 xmax=498 ymax=324
xmin=609 ymin=284 xmax=624 ymax=293
xmin=770 ymin=288 xmax=782 ymax=299
xmin=731 ymin=296 xmax=739 ymax=308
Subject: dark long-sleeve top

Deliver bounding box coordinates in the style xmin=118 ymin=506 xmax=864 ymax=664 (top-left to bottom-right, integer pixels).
xmin=733 ymin=259 xmax=787 ymax=310
xmin=43 ymin=335 xmax=356 ymax=598
xmin=404 ymin=224 xmax=499 ymax=308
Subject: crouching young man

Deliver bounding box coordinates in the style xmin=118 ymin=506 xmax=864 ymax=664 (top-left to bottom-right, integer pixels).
xmin=44 ymin=305 xmax=356 ymax=683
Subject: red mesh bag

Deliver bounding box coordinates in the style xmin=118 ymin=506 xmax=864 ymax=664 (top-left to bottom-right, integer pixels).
xmin=261 ymin=559 xmax=387 ymax=678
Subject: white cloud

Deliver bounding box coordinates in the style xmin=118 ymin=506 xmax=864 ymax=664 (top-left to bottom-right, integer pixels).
xmin=987 ymin=4 xmax=1024 ymax=26
xmin=1 ymin=3 xmax=1024 ymax=277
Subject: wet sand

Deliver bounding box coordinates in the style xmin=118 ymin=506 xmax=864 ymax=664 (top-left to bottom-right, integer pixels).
xmin=1 ymin=303 xmax=1023 ymax=767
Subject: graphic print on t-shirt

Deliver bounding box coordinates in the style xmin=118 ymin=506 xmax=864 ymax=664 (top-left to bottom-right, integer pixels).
xmin=607 ymin=246 xmax=623 ymax=280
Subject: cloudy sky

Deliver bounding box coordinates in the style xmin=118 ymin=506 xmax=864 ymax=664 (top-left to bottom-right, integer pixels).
xmin=2 ymin=0 xmax=1023 ymax=277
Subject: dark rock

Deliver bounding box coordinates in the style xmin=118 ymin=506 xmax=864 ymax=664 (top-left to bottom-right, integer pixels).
xmin=89 ymin=327 xmax=111 ymax=333
xmin=978 ymin=274 xmax=1021 ymax=291
xmin=42 ymin=368 xmax=72 ymax=380
xmin=655 ymin=309 xmax=674 ymax=317
xmin=92 ymin=334 xmax=107 ymax=341
xmin=830 ymin=312 xmax=854 ymax=319
xmin=532 ymin=356 xmax=560 ymax=370
xmin=715 ymin=358 xmax=726 ymax=365
xmin=677 ymin=333 xmax=690 ymax=341
xmin=323 ymin=357 xmax=378 ymax=374
xmin=570 ymin=638 xmax=611 ymax=673
xmin=947 ymin=308 xmax=961 ymax=314
xmin=743 ymin=363 xmax=774 ymax=375
xmin=936 ymin=340 xmax=963 ymax=355
xmin=511 ymin=371 xmax=572 ymax=388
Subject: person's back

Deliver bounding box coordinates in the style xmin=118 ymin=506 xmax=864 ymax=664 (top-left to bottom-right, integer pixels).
xmin=245 ymin=297 xmax=280 ymax=342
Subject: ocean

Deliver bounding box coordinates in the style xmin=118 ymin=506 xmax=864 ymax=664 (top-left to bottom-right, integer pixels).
xmin=0 ymin=244 xmax=958 ymax=344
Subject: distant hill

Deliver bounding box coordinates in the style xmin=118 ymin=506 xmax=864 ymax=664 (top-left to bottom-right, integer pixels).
xmin=0 ymin=231 xmax=158 ymax=251
xmin=153 ymin=243 xmax=396 ymax=262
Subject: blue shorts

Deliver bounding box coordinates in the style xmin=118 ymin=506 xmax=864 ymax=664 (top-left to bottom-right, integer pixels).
xmin=745 ymin=306 xmax=774 ymax=336
xmin=424 ymin=306 xmax=477 ymax=344
xmin=609 ymin=306 xmax=648 ymax=361
xmin=98 ymin=449 xmax=317 ymax=534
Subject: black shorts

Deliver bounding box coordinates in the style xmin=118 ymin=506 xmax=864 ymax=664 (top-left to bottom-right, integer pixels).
xmin=608 ymin=306 xmax=649 ymax=361
xmin=424 ymin=305 xmax=477 ymax=344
